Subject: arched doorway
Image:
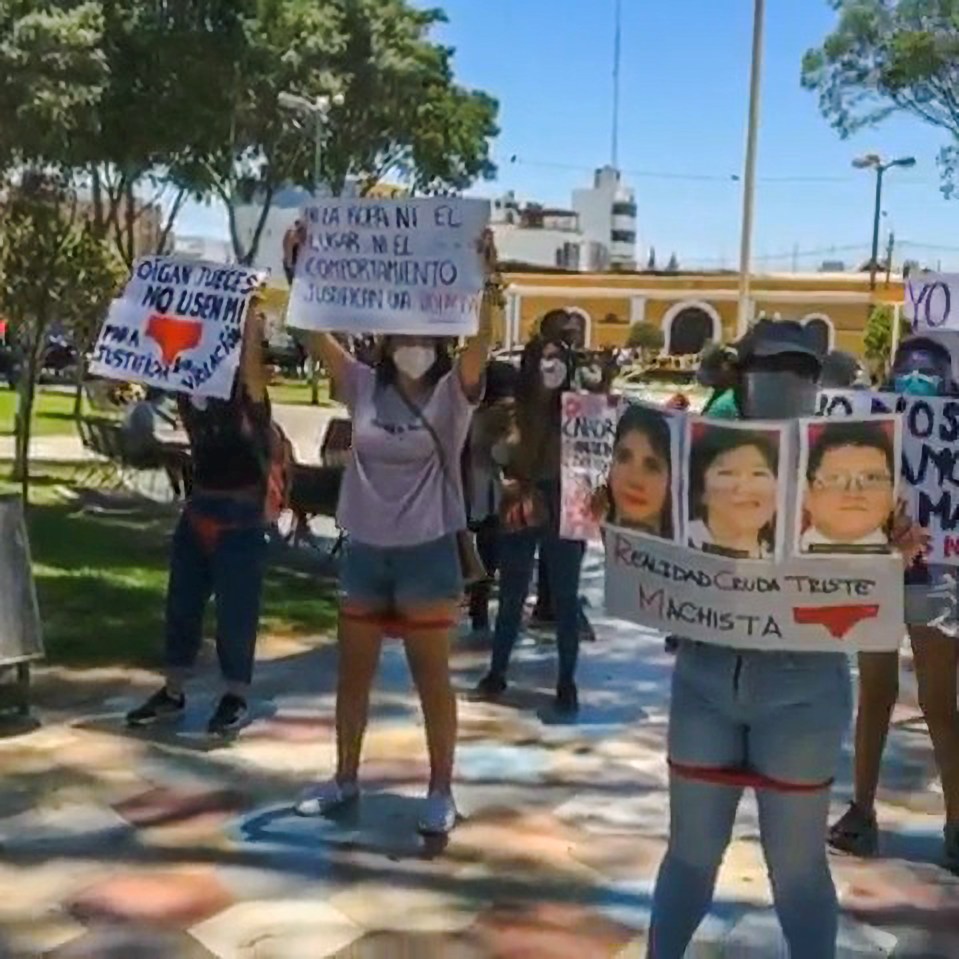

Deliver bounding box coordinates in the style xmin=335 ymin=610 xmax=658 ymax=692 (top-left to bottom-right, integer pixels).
xmin=801 ymin=314 xmax=834 ymax=355
xmin=663 ymin=301 xmax=722 ymax=355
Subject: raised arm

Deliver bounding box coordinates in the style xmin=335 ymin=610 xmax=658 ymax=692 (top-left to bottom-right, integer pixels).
xmin=239 ymin=306 xmax=268 ymax=403
xmin=458 ymin=229 xmax=502 ymax=399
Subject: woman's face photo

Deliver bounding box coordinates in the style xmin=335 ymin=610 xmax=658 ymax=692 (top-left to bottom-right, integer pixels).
xmin=699 ymin=442 xmax=778 ymax=549
xmin=609 ymin=428 xmax=671 ymax=532
xmin=804 ymin=443 xmax=894 ymax=545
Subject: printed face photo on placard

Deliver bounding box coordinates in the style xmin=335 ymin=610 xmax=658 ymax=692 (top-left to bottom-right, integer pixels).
xmin=684 ymin=419 xmax=786 ymax=560
xmin=605 ymin=402 xmax=681 ymax=541
xmin=797 ymin=417 xmax=899 ymax=556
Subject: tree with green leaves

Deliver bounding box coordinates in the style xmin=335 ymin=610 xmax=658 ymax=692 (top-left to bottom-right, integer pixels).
xmin=0 ymin=0 xmax=245 ymax=265
xmin=802 ymin=1 xmax=959 ymax=195
xmin=666 ymin=252 xmax=679 ymax=272
xmin=863 ymin=303 xmax=909 ymax=376
xmin=211 ymin=0 xmax=499 ymax=265
xmin=627 ymin=321 xmax=666 ymax=361
xmin=0 ymin=175 xmax=118 ymax=501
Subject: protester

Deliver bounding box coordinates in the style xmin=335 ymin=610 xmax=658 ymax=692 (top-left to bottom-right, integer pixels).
xmin=820 ymin=349 xmax=868 ymax=389
xmin=829 ymin=334 xmax=959 ymax=873
xmin=294 ymin=234 xmax=500 ymax=836
xmin=126 ymin=305 xmax=271 ymax=736
xmin=474 ymin=335 xmax=586 ymax=713
xmin=697 ymin=343 xmax=740 ymax=419
xmin=646 ymin=318 xmax=926 ymax=958
xmin=465 ymin=359 xmax=518 ymax=638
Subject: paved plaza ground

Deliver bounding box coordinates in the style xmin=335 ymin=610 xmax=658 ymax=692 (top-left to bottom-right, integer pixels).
xmin=1 ymin=547 xmax=957 ymax=958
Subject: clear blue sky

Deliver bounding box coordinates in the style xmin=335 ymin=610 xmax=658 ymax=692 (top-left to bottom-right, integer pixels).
xmin=179 ymin=0 xmax=959 ymax=271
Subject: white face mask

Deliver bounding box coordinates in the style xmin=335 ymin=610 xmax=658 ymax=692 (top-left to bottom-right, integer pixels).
xmin=393 ymin=345 xmax=436 ymax=380
xmin=540 ymin=358 xmax=567 ymax=390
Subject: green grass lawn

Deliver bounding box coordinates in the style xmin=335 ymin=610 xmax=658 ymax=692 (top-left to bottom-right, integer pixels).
xmin=0 ymin=386 xmax=80 ymax=438
xmin=0 ymin=468 xmax=337 ymax=668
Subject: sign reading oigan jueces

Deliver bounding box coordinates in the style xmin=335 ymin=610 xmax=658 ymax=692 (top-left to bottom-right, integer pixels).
xmin=286 ymin=198 xmax=491 ymax=336
xmin=89 ymin=256 xmax=263 ymax=400
xmin=605 ymin=525 xmax=903 ymax=652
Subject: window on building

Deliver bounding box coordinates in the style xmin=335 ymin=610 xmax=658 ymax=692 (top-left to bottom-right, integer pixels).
xmin=611 ymin=230 xmax=636 ymax=244
xmin=612 ymin=202 xmax=637 ymax=217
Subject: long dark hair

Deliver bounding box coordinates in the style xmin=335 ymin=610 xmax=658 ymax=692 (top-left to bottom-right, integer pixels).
xmin=609 ymin=404 xmax=674 ymax=537
xmin=374 ymin=337 xmax=453 ymax=389
xmin=688 ymin=427 xmax=779 ymax=553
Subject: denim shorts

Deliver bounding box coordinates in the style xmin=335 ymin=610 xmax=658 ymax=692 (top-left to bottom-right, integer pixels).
xmin=669 ymin=641 xmax=852 ymax=786
xmin=904 ymin=565 xmax=959 ymax=636
xmin=339 ymin=534 xmax=463 ymax=608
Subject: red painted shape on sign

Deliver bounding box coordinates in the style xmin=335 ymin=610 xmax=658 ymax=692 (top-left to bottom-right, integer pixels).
xmin=792 ymin=604 xmax=880 ymax=639
xmin=146 ymin=314 xmax=202 ymax=365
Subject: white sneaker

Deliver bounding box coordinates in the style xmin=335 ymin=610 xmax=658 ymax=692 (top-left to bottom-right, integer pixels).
xmin=418 ymin=791 xmax=458 ymax=836
xmin=294 ymin=778 xmax=359 ymax=817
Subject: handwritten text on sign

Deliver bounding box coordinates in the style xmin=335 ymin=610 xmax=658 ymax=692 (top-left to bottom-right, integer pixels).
xmin=820 ymin=390 xmax=959 ymax=564
xmin=89 ymin=257 xmax=262 ymax=399
xmin=604 ymin=525 xmax=903 ymax=652
xmin=286 ymin=198 xmax=491 ymax=336
xmin=560 ymin=392 xmax=621 ymax=540
xmin=904 ymin=272 xmax=959 ymax=334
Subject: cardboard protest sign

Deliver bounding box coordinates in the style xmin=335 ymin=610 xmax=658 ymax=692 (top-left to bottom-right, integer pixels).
xmin=904 ymin=272 xmax=959 ymax=334
xmin=795 ymin=415 xmax=901 ymax=557
xmin=286 ymin=198 xmax=491 ymax=336
xmin=683 ymin=418 xmax=789 ymax=560
xmin=559 ymin=393 xmax=682 ymax=542
xmin=605 ymin=524 xmax=904 ymax=652
xmin=89 ymin=257 xmax=263 ymax=400
xmin=821 ymin=390 xmax=959 ymax=564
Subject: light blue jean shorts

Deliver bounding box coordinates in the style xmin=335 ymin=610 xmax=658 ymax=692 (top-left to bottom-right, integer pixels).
xmin=904 ymin=565 xmax=959 ymax=636
xmin=669 ymin=641 xmax=852 ymax=786
xmin=339 ymin=533 xmax=463 ymax=608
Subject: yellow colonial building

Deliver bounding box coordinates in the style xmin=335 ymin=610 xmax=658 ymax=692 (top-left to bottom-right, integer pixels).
xmin=497 ymin=269 xmax=905 ymax=357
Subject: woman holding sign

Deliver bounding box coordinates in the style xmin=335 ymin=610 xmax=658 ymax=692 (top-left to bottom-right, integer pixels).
xmin=829 ymin=334 xmax=959 ymax=873
xmin=294 ymin=233 xmax=500 ymax=837
xmin=473 ymin=334 xmax=587 ymax=714
xmin=647 ymin=319 xmax=926 ymax=959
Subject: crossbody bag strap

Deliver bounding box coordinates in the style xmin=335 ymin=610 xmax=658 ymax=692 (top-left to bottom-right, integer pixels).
xmin=394 ymin=383 xmax=456 ymax=493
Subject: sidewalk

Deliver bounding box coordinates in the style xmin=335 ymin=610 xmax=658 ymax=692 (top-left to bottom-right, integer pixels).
xmin=0 ymin=553 xmax=956 ymax=957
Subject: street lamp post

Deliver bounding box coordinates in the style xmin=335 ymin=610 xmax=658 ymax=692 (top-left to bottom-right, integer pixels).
xmin=278 ymin=91 xmax=344 ymax=405
xmin=852 ymin=153 xmax=915 ymax=291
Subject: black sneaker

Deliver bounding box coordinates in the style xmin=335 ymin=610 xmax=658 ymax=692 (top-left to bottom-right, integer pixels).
xmin=126 ymin=688 xmax=185 ymax=727
xmin=472 ymin=672 xmax=507 ymax=701
xmin=828 ymin=802 xmax=879 ymax=857
xmin=555 ymin=682 xmax=579 ymax=715
xmin=207 ymin=693 xmax=248 ymax=736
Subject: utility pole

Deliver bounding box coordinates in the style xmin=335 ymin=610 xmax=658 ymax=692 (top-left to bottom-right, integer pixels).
xmin=736 ymin=0 xmax=765 ymax=337
xmin=885 ymin=230 xmax=895 ymax=286
xmin=611 ymin=0 xmax=622 ymax=169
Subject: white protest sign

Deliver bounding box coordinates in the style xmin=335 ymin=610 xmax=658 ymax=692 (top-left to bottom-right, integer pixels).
xmin=904 ymin=273 xmax=959 ymax=334
xmin=560 ymin=392 xmax=621 ymax=541
xmin=604 ymin=525 xmax=903 ymax=652
xmin=820 ymin=390 xmax=959 ymax=564
xmin=286 ymin=198 xmax=491 ymax=336
xmin=89 ymin=257 xmax=262 ymax=400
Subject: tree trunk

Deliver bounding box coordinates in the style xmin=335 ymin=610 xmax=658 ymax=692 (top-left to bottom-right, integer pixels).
xmin=73 ymin=353 xmax=88 ymax=421
xmin=13 ymin=332 xmax=43 ymax=505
